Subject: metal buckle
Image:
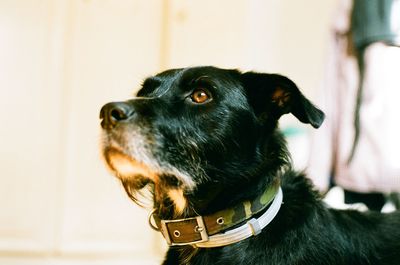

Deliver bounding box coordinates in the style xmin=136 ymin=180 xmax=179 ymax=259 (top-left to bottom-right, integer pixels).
xmin=160 ymin=216 xmax=209 ymax=246
xmin=148 ymin=209 xmax=160 ymax=231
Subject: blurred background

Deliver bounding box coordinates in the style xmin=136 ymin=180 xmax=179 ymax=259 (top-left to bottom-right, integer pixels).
xmin=0 ymin=0 xmax=337 ymax=264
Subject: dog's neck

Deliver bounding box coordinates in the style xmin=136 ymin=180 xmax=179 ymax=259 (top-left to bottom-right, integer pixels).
xmin=152 ymin=169 xmax=285 ymax=221
xmin=190 ymin=132 xmax=290 ymax=217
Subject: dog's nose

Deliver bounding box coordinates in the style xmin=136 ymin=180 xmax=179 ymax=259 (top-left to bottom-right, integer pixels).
xmin=100 ymin=102 xmax=133 ymax=129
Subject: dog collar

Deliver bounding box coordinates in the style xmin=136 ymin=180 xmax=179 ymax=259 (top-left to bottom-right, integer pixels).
xmin=148 ymin=180 xmax=283 ymax=248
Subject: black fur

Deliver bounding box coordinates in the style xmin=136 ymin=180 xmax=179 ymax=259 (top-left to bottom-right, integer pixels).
xmin=100 ymin=66 xmax=400 ymax=265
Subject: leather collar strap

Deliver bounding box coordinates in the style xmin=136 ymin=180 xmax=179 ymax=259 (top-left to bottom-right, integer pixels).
xmin=149 ymin=180 xmax=283 ymax=248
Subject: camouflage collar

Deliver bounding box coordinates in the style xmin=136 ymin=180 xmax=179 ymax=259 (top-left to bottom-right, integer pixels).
xmin=149 ymin=179 xmax=282 ymax=248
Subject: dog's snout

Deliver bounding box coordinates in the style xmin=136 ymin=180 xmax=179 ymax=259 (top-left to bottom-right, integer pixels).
xmin=100 ymin=102 xmax=133 ymax=129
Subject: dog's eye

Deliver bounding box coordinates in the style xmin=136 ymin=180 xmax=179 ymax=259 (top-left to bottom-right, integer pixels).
xmin=190 ymin=89 xmax=211 ymax=104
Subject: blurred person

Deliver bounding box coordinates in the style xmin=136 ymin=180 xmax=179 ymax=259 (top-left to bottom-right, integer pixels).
xmin=307 ymin=0 xmax=400 ymax=211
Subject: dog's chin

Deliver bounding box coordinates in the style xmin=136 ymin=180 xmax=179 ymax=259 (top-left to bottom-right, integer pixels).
xmin=103 ymin=147 xmax=191 ymax=216
xmin=104 ymin=147 xmax=158 ymax=181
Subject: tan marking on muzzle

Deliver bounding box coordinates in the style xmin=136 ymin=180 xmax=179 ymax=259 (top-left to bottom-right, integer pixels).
xmin=107 ymin=149 xmax=158 ymax=181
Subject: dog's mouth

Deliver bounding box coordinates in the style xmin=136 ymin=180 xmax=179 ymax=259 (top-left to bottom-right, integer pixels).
xmin=101 ymin=129 xmax=197 ymax=217
xmin=104 ymin=147 xmax=158 ymax=181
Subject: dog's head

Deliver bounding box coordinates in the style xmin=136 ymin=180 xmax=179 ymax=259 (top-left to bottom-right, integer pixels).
xmin=100 ymin=66 xmax=324 ymax=218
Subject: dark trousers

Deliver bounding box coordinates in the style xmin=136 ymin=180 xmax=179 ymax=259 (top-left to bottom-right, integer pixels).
xmin=344 ymin=189 xmax=386 ymax=211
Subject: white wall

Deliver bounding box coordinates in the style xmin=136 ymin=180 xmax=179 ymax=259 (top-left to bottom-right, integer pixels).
xmin=0 ymin=0 xmax=336 ymax=264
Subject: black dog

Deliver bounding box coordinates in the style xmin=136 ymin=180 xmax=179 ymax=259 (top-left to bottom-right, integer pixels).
xmin=100 ymin=66 xmax=400 ymax=265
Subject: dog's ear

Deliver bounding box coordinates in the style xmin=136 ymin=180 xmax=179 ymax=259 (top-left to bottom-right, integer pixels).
xmin=241 ymin=72 xmax=325 ymax=128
